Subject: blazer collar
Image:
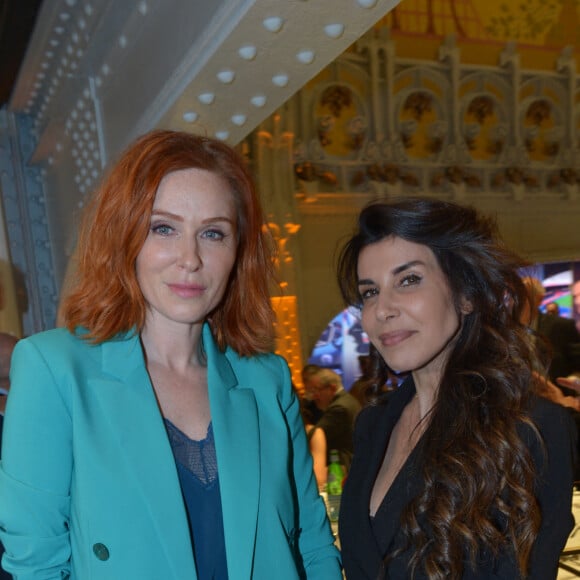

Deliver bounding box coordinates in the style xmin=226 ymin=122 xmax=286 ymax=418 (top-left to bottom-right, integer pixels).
xmin=97 ymin=329 xmax=197 ymax=578
xmin=100 ymin=329 xmax=143 ymax=380
xmin=203 ymin=325 xmax=261 ymax=579
xmin=378 ymin=380 xmax=429 ymax=557
xmin=99 ymin=325 xmax=261 ymax=579
xmin=353 ymin=379 xmax=418 ymax=575
xmin=99 ymin=325 xmax=239 ymax=391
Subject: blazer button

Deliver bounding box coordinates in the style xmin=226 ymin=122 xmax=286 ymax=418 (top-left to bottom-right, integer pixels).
xmin=93 ymin=543 xmax=110 ymax=561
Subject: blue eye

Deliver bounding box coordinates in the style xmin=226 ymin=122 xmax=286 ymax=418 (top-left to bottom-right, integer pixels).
xmin=202 ymin=228 xmax=226 ymax=241
xmin=152 ymin=223 xmax=173 ymax=236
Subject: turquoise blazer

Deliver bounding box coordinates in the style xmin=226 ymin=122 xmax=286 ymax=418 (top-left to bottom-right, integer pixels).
xmin=0 ymin=325 xmax=341 ymax=579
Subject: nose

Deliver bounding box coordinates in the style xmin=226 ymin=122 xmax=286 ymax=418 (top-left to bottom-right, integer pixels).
xmin=375 ymin=290 xmax=398 ymax=321
xmin=177 ymin=236 xmax=201 ymax=272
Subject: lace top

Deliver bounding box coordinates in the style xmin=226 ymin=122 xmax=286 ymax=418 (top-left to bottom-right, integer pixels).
xmin=165 ymin=419 xmax=229 ymax=579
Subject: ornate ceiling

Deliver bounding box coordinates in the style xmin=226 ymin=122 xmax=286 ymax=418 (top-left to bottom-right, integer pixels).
xmin=8 ymin=0 xmax=401 ymax=155
xmin=381 ymin=0 xmax=580 ymax=48
xmin=7 ymin=0 xmax=579 ymax=154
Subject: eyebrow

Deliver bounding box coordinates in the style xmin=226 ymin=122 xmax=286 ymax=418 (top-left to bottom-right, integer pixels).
xmin=150 ymin=209 xmax=236 ymax=225
xmin=357 ymin=259 xmax=425 ymax=287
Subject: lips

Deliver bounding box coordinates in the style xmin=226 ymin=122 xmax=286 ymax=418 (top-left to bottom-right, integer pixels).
xmin=378 ymin=330 xmax=415 ymax=347
xmin=167 ymin=283 xmax=205 ymax=298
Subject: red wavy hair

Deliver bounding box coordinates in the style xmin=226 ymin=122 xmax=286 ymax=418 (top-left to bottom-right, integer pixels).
xmin=62 ymin=130 xmax=276 ymax=355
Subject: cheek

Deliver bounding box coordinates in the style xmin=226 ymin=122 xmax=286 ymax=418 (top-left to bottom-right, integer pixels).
xmin=135 ymin=255 xmax=146 ymax=285
xmin=137 ymin=243 xmax=175 ymax=273
xmin=214 ymin=250 xmax=237 ymax=282
xmin=135 ymin=249 xmax=154 ymax=281
xmin=434 ymin=302 xmax=461 ymax=339
xmin=360 ymin=306 xmax=373 ymax=335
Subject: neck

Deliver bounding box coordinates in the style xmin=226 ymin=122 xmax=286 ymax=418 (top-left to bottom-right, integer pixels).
xmin=411 ymin=372 xmax=439 ymax=420
xmin=140 ymin=321 xmax=205 ymax=370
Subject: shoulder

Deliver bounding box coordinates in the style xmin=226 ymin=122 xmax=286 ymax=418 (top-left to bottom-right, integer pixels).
xmin=333 ymin=390 xmax=362 ymax=411
xmin=529 ymin=394 xmax=575 ymax=428
xmin=540 ymin=313 xmax=578 ymax=334
xmin=226 ymin=351 xmax=298 ymax=414
xmin=20 ymin=327 xmax=78 ymax=346
xmin=552 ymin=315 xmax=579 ymax=334
xmin=15 ymin=328 xmax=88 ymax=360
xmin=224 ymin=349 xmax=291 ymax=394
xmin=354 ymin=381 xmax=413 ymax=435
xmin=225 ymin=349 xmax=288 ymax=376
xmin=522 ymin=395 xmax=577 ymax=463
xmin=13 ymin=328 xmax=138 ymax=372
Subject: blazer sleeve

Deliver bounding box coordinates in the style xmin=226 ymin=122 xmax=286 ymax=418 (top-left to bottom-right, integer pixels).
xmin=276 ymin=357 xmax=342 ymax=578
xmin=527 ymin=398 xmax=576 ymax=579
xmin=0 ymin=338 xmax=72 ymax=579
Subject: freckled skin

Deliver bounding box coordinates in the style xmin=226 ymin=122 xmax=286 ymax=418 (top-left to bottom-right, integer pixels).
xmin=136 ymin=168 xmax=238 ymax=333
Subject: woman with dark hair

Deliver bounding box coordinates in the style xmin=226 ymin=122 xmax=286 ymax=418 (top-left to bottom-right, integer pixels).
xmin=336 ymin=197 xmax=575 ymax=579
xmin=0 ymin=130 xmax=341 ymax=579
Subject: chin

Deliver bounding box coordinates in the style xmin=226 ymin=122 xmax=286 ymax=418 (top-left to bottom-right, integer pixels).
xmin=164 ymin=309 xmax=208 ymax=325
xmin=382 ymin=358 xmax=412 ymax=375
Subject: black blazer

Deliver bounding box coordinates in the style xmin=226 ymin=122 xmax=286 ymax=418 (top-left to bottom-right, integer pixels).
xmin=338 ymin=379 xmax=576 ymax=579
xmin=537 ymin=312 xmax=580 ymax=381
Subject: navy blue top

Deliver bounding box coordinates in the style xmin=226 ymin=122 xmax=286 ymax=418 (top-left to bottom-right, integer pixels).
xmin=165 ymin=419 xmax=229 ymax=580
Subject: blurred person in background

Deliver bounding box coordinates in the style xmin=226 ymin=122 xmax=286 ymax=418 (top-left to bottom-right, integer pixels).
xmin=573 ymin=279 xmax=580 ymax=333
xmin=302 ymin=364 xmax=361 ymax=473
xmin=300 ymin=400 xmax=328 ymax=491
xmin=522 ymin=276 xmax=580 ymax=387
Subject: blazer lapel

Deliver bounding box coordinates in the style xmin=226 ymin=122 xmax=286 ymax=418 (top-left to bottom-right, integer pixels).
xmin=97 ymin=332 xmax=197 ymax=580
xmin=358 ymin=381 xmax=417 ymax=574
xmin=204 ymin=325 xmax=260 ymax=580
xmin=372 ymin=381 xmax=421 ymax=557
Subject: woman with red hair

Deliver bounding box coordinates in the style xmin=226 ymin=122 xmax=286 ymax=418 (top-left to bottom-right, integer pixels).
xmin=0 ymin=130 xmax=341 ymax=579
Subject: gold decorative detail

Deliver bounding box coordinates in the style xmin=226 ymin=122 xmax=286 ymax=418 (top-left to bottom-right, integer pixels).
xmin=404 ymin=91 xmax=433 ymax=121
xmin=264 ymin=221 xmax=301 ymax=273
xmin=271 ymin=295 xmax=304 ymax=391
xmin=357 ymin=163 xmax=419 ymax=188
xmin=294 ymin=162 xmax=338 ymax=188
xmin=526 ymin=99 xmax=552 ymax=125
xmin=464 ymin=95 xmax=505 ymax=159
xmin=400 ymin=91 xmax=445 ymax=157
xmin=315 ymin=85 xmax=367 ymax=156
xmin=430 ymin=166 xmax=481 ymax=188
xmin=524 ymin=98 xmax=560 ymax=159
xmin=491 ymin=167 xmax=538 ymax=188
xmin=467 ymin=95 xmax=494 ymax=124
xmin=548 ymin=168 xmax=579 ymax=188
xmin=320 ymin=85 xmax=353 ymax=117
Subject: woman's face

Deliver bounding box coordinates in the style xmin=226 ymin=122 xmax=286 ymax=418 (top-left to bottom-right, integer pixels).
xmin=136 ymin=167 xmax=238 ymax=330
xmin=357 ymin=235 xmax=468 ymax=384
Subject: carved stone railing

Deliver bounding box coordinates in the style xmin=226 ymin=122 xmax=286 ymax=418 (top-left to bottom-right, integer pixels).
xmin=280 ymin=31 xmax=580 ymax=204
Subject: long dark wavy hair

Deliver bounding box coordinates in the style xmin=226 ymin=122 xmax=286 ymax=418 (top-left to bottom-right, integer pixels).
xmin=337 ymin=197 xmax=545 ymax=578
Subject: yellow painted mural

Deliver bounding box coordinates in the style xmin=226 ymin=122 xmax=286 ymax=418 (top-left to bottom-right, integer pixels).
xmin=375 ymin=0 xmax=580 ymax=69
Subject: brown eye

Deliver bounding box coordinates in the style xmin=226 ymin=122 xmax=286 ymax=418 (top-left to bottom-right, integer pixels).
xmin=360 ymin=287 xmax=378 ymax=300
xmin=400 ymin=274 xmax=421 ymax=287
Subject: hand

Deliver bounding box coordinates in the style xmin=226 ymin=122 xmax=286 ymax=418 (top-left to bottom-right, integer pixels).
xmin=556 ymin=376 xmax=580 ymax=394
xmin=533 ymin=371 xmax=580 ymax=411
